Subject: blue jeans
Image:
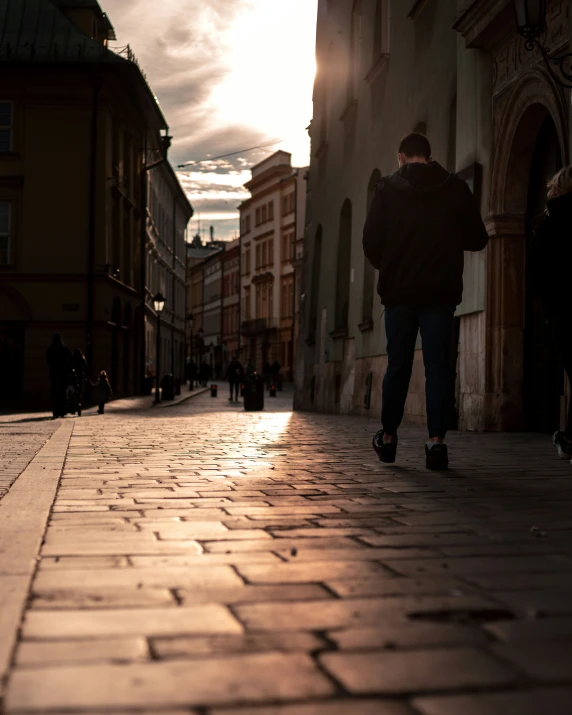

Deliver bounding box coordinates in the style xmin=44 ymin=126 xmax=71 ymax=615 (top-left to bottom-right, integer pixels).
xmin=382 ymin=305 xmax=455 ymax=439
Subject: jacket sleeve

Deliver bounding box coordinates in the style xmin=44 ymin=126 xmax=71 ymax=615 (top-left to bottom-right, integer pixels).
xmin=362 ymin=181 xmax=386 ymax=270
xmin=458 ymin=181 xmax=489 ymax=252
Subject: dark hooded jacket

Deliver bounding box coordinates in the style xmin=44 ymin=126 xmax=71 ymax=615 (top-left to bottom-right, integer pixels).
xmin=531 ymin=192 xmax=572 ymax=316
xmin=362 ymin=162 xmax=489 ymax=307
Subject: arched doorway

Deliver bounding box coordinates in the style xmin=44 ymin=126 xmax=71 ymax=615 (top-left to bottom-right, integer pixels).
xmin=524 ymin=114 xmax=563 ymax=432
xmin=123 ymin=303 xmax=132 ymax=397
xmin=0 ymin=285 xmax=30 ymax=404
xmin=362 ymin=171 xmax=381 ymax=326
xmin=487 ymin=82 xmax=568 ymax=431
xmin=335 ymin=199 xmax=352 ymax=332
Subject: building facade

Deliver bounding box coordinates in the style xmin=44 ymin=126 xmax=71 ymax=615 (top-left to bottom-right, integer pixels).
xmin=222 ymin=240 xmax=240 ymax=364
xmin=145 ymin=162 xmax=193 ymax=387
xmin=239 ymin=151 xmax=307 ymax=376
xmin=296 ymin=0 xmax=571 ymax=434
xmin=0 ymin=0 xmax=181 ymax=406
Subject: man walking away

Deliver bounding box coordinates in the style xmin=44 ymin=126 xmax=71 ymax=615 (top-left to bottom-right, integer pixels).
xmin=46 ymin=334 xmax=73 ymax=418
xmin=531 ymin=165 xmax=572 ymax=461
xmin=226 ymin=355 xmax=245 ymax=403
xmin=363 ymin=133 xmax=488 ymax=469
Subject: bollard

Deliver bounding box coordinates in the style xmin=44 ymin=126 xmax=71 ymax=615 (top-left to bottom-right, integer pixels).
xmin=211 ymin=384 xmax=218 ymax=398
xmin=269 ymin=384 xmax=277 ymax=397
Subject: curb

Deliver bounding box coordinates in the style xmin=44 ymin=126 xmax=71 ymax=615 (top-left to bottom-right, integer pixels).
xmin=152 ymin=386 xmax=211 ymax=409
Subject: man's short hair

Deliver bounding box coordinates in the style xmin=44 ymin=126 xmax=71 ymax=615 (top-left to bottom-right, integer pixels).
xmin=398 ymin=133 xmax=431 ymax=160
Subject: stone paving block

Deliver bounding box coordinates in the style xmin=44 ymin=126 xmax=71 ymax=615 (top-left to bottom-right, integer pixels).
xmin=23 ymin=605 xmax=243 ymax=639
xmin=493 ymin=641 xmax=572 ymax=680
xmin=328 ymin=622 xmax=488 ymax=650
xmin=178 ymin=584 xmax=330 ymax=606
xmin=204 ymin=538 xmax=367 ymax=553
xmin=158 ymin=528 xmax=273 ymax=541
xmin=237 ymin=561 xmax=388 ymax=584
xmin=16 ymin=637 xmax=149 ymax=665
xmin=326 ymin=575 xmax=474 ymax=598
xmin=235 ymin=595 xmax=499 ymax=632
xmin=41 ymin=540 xmax=204 ymax=556
xmin=275 ymin=548 xmax=443 ymax=563
xmin=413 ymin=688 xmax=572 ymax=715
xmin=486 ymin=616 xmax=572 ymax=642
xmin=34 ymin=565 xmax=243 ymax=590
xmin=40 ymin=556 xmax=130 ymax=569
xmin=462 ymin=571 xmax=572 ymax=591
xmin=208 ymin=700 xmax=412 ymax=715
xmin=319 ymin=647 xmax=517 ymax=694
xmin=129 ymin=553 xmax=282 ymax=568
xmin=152 ymin=632 xmax=324 ymax=658
xmin=5 ymin=652 xmax=334 ymax=710
xmin=387 ymin=555 xmax=572 ymax=577
xmin=31 ymin=587 xmax=177 ymax=609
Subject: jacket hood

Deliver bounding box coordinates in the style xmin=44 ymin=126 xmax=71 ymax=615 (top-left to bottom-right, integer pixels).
xmin=385 ymin=161 xmax=455 ymax=193
xmin=547 ymin=192 xmax=572 ymax=215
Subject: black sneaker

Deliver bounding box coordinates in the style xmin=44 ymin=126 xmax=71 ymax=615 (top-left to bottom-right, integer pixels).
xmin=425 ymin=443 xmax=449 ymax=470
xmin=373 ymin=430 xmax=398 ymax=463
xmin=553 ymin=431 xmax=572 ymax=460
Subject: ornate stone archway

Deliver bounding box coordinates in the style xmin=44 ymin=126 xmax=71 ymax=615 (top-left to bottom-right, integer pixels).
xmin=485 ymin=70 xmax=568 ymax=430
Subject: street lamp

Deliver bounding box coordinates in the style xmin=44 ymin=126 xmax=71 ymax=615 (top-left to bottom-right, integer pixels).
xmin=153 ymin=292 xmax=166 ymax=404
xmin=513 ymin=0 xmax=572 ymax=88
xmin=188 ymin=313 xmax=195 ymax=390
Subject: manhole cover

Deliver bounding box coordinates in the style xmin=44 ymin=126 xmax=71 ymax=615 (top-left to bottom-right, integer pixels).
xmin=408 ymin=608 xmax=515 ymax=625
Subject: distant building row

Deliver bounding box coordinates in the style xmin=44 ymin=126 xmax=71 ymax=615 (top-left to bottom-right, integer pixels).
xmin=187 ymin=151 xmax=307 ymax=379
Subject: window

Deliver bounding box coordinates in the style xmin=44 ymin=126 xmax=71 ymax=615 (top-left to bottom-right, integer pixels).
xmin=348 ymin=1 xmax=363 ymax=101
xmin=282 ymin=196 xmax=288 ymax=216
xmin=261 ymin=205 xmax=267 ymax=223
xmin=245 ymin=248 xmax=251 ymax=274
xmin=0 ymin=202 xmax=12 ymax=265
xmin=0 ymin=102 xmax=13 ymax=153
xmin=372 ymin=0 xmax=391 ymax=63
xmin=246 ymin=215 xmax=251 ymax=233
xmin=268 ymin=239 xmax=274 ymax=265
xmin=268 ymin=201 xmax=274 ymax=220
xmin=255 ymin=208 xmax=261 ymax=226
xmin=255 ymin=244 xmax=261 ymax=269
xmin=268 ymin=284 xmax=274 ymax=318
xmin=261 ymin=241 xmax=267 ymax=267
xmin=244 ymin=285 xmax=251 ymax=319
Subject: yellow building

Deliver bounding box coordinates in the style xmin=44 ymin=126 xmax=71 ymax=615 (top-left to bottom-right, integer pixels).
xmin=0 ymin=0 xmax=190 ymax=407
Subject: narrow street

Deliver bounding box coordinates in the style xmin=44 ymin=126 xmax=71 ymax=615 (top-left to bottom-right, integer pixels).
xmin=1 ymin=392 xmax=572 ymax=714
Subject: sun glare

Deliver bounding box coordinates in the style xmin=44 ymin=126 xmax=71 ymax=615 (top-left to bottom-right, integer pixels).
xmin=210 ymin=0 xmax=317 ymax=165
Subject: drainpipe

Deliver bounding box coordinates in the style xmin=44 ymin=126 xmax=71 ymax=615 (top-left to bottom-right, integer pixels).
xmin=290 ymin=169 xmax=299 ymax=380
xmin=171 ymin=195 xmax=176 ymax=378
xmin=86 ymin=82 xmax=101 ymax=372
xmin=139 ymin=144 xmax=165 ymax=394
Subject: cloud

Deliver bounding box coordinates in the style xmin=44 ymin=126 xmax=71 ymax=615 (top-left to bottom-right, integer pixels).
xmin=103 ymin=0 xmax=317 ymax=236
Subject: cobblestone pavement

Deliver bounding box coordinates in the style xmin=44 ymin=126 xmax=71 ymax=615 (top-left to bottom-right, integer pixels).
xmin=0 ymin=422 xmax=59 ymax=501
xmin=2 ymin=391 xmax=572 ymax=713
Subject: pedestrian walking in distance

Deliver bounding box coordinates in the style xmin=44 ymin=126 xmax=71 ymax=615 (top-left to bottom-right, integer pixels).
xmin=46 ymin=333 xmax=73 ymax=419
xmin=531 ymin=165 xmax=572 ymax=462
xmin=94 ymin=370 xmax=113 ymax=414
xmin=226 ymin=355 xmax=245 ymax=403
xmin=363 ymin=133 xmax=488 ymax=470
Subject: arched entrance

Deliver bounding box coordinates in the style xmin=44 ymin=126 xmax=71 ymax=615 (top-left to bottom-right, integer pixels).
xmin=0 ymin=285 xmax=31 ymax=404
xmin=524 ymin=114 xmax=563 ymax=431
xmin=487 ymin=77 xmax=568 ymax=431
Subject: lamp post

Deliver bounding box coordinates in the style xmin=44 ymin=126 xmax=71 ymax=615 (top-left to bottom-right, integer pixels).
xmin=153 ymin=292 xmax=166 ymax=404
xmin=188 ymin=313 xmax=195 ymax=390
xmin=513 ymin=0 xmax=572 ymax=88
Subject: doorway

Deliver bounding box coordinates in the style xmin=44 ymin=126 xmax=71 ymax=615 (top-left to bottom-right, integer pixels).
xmin=524 ymin=114 xmax=563 ymax=432
xmin=0 ymin=322 xmax=25 ymax=404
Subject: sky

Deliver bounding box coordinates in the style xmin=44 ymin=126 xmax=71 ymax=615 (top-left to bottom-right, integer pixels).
xmin=103 ymin=0 xmax=318 ymax=242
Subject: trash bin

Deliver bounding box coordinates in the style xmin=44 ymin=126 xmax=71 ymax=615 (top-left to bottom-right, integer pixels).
xmin=243 ymin=373 xmax=264 ymax=412
xmin=211 ymin=384 xmax=218 ymax=398
xmin=161 ymin=373 xmax=175 ymax=401
xmin=269 ymin=384 xmax=277 ymax=397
